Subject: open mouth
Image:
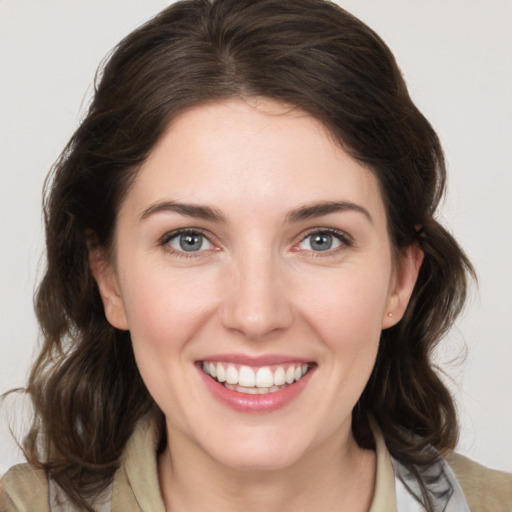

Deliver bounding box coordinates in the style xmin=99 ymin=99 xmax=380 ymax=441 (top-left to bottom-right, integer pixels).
xmin=201 ymin=361 xmax=313 ymax=395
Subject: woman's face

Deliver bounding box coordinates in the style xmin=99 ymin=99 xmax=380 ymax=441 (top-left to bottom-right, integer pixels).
xmin=94 ymin=98 xmax=420 ymax=471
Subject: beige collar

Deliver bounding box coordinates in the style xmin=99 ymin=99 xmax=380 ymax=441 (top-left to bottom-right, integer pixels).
xmin=369 ymin=425 xmax=397 ymax=512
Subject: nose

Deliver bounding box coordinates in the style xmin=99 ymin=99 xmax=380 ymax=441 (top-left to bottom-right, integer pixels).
xmin=220 ymin=250 xmax=294 ymax=340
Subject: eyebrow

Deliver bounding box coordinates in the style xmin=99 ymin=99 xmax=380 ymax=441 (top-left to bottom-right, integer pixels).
xmin=140 ymin=201 xmax=226 ymax=222
xmin=139 ymin=199 xmax=372 ymax=225
xmin=285 ymin=201 xmax=373 ymax=224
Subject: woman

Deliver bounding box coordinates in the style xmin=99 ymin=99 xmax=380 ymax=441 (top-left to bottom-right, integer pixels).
xmin=1 ymin=0 xmax=511 ymax=510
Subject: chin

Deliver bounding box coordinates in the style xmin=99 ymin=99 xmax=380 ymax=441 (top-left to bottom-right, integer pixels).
xmin=197 ymin=427 xmax=315 ymax=473
xmin=211 ymin=447 xmax=304 ymax=473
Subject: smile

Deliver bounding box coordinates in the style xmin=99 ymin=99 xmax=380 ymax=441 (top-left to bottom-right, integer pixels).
xmin=201 ymin=361 xmax=311 ymax=395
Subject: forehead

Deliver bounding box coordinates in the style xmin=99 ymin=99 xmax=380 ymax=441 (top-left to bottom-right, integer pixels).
xmin=120 ymin=98 xmax=386 ymax=225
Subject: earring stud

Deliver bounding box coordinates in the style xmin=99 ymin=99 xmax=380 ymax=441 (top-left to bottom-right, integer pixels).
xmin=387 ymin=312 xmax=393 ymax=317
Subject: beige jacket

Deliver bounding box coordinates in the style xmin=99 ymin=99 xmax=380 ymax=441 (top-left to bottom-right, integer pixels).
xmin=2 ymin=415 xmax=511 ymax=511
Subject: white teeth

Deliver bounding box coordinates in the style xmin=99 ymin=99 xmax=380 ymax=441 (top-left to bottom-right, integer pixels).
xmin=273 ymin=366 xmax=286 ymax=386
xmin=225 ymin=383 xmax=284 ymax=395
xmin=216 ymin=363 xmax=226 ymax=382
xmin=202 ymin=361 xmax=311 ymax=392
xmin=226 ymin=364 xmax=238 ymax=385
xmin=238 ymin=385 xmax=258 ymax=394
xmin=238 ymin=366 xmax=256 ymax=387
xmin=256 ymin=367 xmax=274 ymax=387
xmin=285 ymin=366 xmax=295 ymax=384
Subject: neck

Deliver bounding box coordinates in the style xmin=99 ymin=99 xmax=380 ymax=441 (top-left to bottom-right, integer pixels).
xmin=158 ymin=424 xmax=376 ymax=512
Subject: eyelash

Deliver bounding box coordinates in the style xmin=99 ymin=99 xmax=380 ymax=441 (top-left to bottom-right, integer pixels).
xmin=158 ymin=227 xmax=353 ymax=259
xmin=295 ymin=228 xmax=353 ymax=256
xmin=159 ymin=228 xmax=214 ymax=259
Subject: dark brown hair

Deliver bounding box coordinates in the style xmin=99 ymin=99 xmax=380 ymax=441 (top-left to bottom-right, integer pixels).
xmin=17 ymin=0 xmax=473 ymax=509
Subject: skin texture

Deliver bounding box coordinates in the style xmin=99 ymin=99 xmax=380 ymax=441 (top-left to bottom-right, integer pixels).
xmin=92 ymin=98 xmax=422 ymax=511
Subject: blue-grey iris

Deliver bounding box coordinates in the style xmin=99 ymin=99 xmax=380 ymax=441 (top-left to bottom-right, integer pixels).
xmin=179 ymin=233 xmax=203 ymax=251
xmin=310 ymin=233 xmax=333 ymax=251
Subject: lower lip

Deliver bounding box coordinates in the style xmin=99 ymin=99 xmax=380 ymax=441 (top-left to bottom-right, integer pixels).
xmin=198 ymin=365 xmax=314 ymax=413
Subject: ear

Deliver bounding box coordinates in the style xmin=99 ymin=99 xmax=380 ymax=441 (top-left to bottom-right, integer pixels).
xmin=89 ymin=247 xmax=129 ymax=330
xmin=381 ymin=244 xmax=424 ymax=329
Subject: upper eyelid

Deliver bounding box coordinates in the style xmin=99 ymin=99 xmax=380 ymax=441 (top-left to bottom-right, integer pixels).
xmin=299 ymin=227 xmax=352 ymax=243
xmin=160 ymin=228 xmax=214 ymax=246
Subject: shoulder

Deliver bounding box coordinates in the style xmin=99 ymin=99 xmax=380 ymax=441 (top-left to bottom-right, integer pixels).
xmin=446 ymin=452 xmax=512 ymax=512
xmin=0 ymin=463 xmax=49 ymax=512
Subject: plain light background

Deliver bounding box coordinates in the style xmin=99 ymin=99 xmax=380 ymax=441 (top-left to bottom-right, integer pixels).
xmin=1 ymin=0 xmax=511 ymax=475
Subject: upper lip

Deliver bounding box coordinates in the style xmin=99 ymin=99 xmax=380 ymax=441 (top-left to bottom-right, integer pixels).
xmin=197 ymin=353 xmax=313 ymax=366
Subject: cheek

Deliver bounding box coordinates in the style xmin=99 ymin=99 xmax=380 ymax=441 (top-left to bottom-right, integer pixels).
xmin=285 ymin=265 xmax=390 ymax=432
xmin=298 ymin=261 xmax=391 ymax=399
xmin=118 ymin=266 xmax=220 ymax=419
xmin=118 ymin=264 xmax=218 ymax=365
xmin=302 ymin=265 xmax=390 ymax=342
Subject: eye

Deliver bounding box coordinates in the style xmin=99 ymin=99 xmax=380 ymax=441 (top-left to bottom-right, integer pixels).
xmin=164 ymin=230 xmax=213 ymax=252
xmin=297 ymin=229 xmax=350 ymax=252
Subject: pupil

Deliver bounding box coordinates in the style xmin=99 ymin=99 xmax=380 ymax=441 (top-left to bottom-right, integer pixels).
xmin=311 ymin=234 xmax=332 ymax=251
xmin=180 ymin=233 xmax=202 ymax=251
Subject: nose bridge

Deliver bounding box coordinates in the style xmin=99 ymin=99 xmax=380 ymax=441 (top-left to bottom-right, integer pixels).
xmin=221 ymin=244 xmax=292 ymax=339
